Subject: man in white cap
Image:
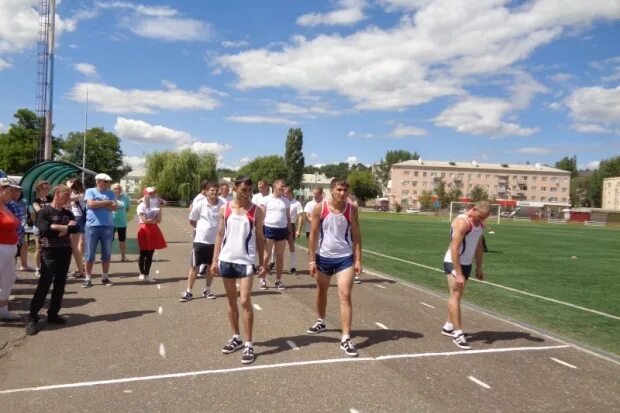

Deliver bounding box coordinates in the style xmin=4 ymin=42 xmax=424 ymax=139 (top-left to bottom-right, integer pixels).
xmin=82 ymin=173 xmax=117 ymax=288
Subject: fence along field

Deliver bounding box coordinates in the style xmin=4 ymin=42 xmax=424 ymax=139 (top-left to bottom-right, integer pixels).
xmin=352 ymin=212 xmax=620 ymax=356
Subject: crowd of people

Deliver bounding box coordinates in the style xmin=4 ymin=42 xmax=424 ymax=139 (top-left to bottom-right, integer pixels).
xmin=0 ymin=172 xmax=490 ymax=364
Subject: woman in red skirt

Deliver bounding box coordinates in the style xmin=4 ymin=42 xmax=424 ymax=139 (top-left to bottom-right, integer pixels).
xmin=136 ymin=187 xmax=167 ymax=282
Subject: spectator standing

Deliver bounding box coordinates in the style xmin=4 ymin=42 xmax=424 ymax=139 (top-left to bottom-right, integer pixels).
xmin=112 ymin=183 xmax=131 ymax=262
xmin=219 ymin=182 xmax=234 ymax=203
xmin=0 ymin=178 xmax=22 ymax=320
xmin=136 ymin=188 xmax=167 ymax=282
xmin=31 ymin=181 xmax=52 ymax=277
xmin=283 ymin=186 xmax=303 ymax=274
xmin=26 ymin=185 xmax=79 ymax=335
xmin=7 ymin=188 xmax=30 ymax=271
xmin=83 ymin=173 xmax=117 ymax=288
xmin=67 ymin=178 xmax=86 ymax=278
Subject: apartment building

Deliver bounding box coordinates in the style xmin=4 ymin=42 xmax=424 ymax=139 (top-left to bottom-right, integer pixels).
xmin=389 ymin=159 xmax=571 ymax=207
xmin=602 ymin=177 xmax=620 ymax=210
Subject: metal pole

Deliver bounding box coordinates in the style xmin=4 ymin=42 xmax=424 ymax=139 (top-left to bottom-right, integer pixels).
xmin=82 ymin=84 xmax=88 ymax=184
xmin=43 ymin=0 xmax=56 ymax=161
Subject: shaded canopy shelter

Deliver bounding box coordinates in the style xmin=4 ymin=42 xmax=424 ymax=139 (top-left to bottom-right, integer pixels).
xmin=19 ymin=161 xmax=96 ymax=206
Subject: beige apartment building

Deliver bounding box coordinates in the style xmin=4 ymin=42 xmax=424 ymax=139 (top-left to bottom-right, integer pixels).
xmin=389 ymin=160 xmax=571 ymax=208
xmin=602 ymin=177 xmax=620 ymax=210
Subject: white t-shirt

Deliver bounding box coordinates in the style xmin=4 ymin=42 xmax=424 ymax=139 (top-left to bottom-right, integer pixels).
xmin=304 ymin=199 xmax=319 ymax=232
xmin=70 ymin=192 xmax=85 ymax=217
xmin=189 ymin=198 xmax=225 ymax=244
xmin=219 ymin=194 xmax=233 ymax=203
xmin=262 ymin=195 xmax=290 ymax=228
xmin=137 ymin=203 xmax=160 ymax=224
xmin=251 ymin=192 xmax=268 ymax=206
xmin=289 ymin=199 xmax=302 ymax=224
xmin=192 ymin=193 xmax=206 ymax=205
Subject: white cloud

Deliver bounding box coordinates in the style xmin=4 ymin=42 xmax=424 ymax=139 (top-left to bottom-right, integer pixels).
xmin=275 ymin=102 xmax=332 ymax=116
xmin=125 ymin=16 xmax=213 ymax=41
xmin=434 ymin=97 xmax=538 ymax=138
xmin=222 ymin=40 xmax=250 ymax=48
xmin=226 ymin=115 xmax=297 ymax=125
xmin=310 ymin=153 xmax=319 ymax=159
xmin=0 ymin=58 xmax=10 ymax=70
xmin=547 ymin=102 xmax=562 ymax=110
xmin=390 ymin=123 xmax=427 ymax=137
xmin=68 ymin=82 xmax=221 ymax=114
xmin=0 ymin=0 xmax=39 ymax=54
xmin=585 ymin=160 xmax=600 ymax=170
xmin=123 ymin=155 xmax=146 ymax=174
xmin=161 ymin=80 xmax=177 ymax=89
xmin=516 ymin=147 xmax=554 ymax=155
xmin=95 ymin=2 xmax=178 ymax=17
xmin=74 ymin=63 xmax=97 ymax=77
xmin=0 ymin=122 xmax=5 ymax=132
xmin=297 ymin=0 xmax=367 ymax=27
xmin=550 ymin=73 xmax=575 ymax=83
xmin=565 ymin=86 xmax=620 ymax=124
xmin=377 ymin=0 xmax=432 ymax=12
xmin=346 ymin=156 xmax=358 ymax=166
xmin=347 ymin=130 xmax=374 ymax=138
xmin=178 ymin=141 xmax=232 ymax=155
xmin=219 ymin=1 xmax=620 ymax=112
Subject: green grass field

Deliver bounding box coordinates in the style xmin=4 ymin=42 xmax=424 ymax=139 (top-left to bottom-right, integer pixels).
xmin=316 ymin=212 xmax=620 ymax=355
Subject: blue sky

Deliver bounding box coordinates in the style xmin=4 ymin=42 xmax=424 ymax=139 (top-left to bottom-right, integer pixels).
xmin=1 ymin=0 xmax=619 ymax=174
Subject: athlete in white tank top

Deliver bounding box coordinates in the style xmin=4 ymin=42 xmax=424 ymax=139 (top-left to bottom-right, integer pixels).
xmin=443 ymin=214 xmax=484 ymax=266
xmin=318 ymin=200 xmax=353 ymax=259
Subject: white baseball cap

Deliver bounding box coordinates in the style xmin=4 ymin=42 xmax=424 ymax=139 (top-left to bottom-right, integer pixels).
xmin=94 ymin=173 xmax=113 ymax=181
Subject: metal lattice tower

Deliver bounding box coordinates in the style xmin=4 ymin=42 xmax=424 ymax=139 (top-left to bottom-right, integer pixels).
xmin=35 ymin=0 xmax=55 ymax=162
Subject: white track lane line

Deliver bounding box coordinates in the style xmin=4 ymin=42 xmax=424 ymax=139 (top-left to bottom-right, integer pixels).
xmin=253 ymin=304 xmax=262 ymax=311
xmin=350 ymin=409 xmax=360 ymax=413
xmin=374 ymin=284 xmax=387 ymax=289
xmin=0 ymin=345 xmax=569 ymax=394
xmin=158 ymin=306 xmax=163 ymax=315
xmin=550 ymin=357 xmax=577 ymax=369
xmin=375 ymin=322 xmax=389 ymax=330
xmin=420 ymin=302 xmax=435 ymax=309
xmin=159 ymin=343 xmax=166 ymax=359
xmin=362 ymin=249 xmax=620 ymax=321
xmin=286 ymin=340 xmax=300 ymax=350
xmin=156 ymin=284 xmax=161 ymax=290
xmin=468 ymin=376 xmax=491 ymax=389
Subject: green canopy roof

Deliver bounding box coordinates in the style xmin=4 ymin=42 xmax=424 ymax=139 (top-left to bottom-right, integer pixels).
xmin=19 ymin=161 xmax=96 ymax=206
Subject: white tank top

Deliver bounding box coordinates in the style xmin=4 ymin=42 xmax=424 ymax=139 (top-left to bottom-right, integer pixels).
xmin=218 ymin=203 xmax=258 ymax=265
xmin=443 ymin=214 xmax=484 ymax=265
xmin=317 ymin=200 xmax=353 ymax=259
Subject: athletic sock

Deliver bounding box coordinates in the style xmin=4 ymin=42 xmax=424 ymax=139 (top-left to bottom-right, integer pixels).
xmin=85 ymin=274 xmax=92 ymax=280
xmin=233 ymin=334 xmax=241 ymax=341
xmin=318 ymin=318 xmax=325 ymax=324
xmin=443 ymin=322 xmax=454 ymax=331
xmin=453 ymin=329 xmax=463 ymax=338
xmin=186 ymin=289 xmax=192 ymax=293
xmin=245 ymin=341 xmax=252 ymax=348
xmin=102 ymin=273 xmax=109 ymax=280
xmin=341 ymin=334 xmax=350 ymax=342
xmin=290 ymin=252 xmax=296 ymax=268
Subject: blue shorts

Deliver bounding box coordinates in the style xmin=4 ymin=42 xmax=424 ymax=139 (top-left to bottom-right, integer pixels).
xmin=85 ymin=225 xmax=114 ymax=263
xmin=264 ymin=226 xmax=288 ymax=241
xmin=443 ymin=262 xmax=472 ymax=280
xmin=316 ymin=254 xmax=354 ymax=276
xmin=219 ymin=261 xmax=255 ymax=278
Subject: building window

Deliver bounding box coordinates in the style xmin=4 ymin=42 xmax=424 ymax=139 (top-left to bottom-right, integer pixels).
xmin=401 ymin=199 xmax=408 ymax=205
xmin=550 ymin=187 xmax=557 ymax=192
xmin=458 ymin=173 xmax=464 ymax=178
xmin=485 ymin=174 xmax=490 ymax=179
xmin=402 ymin=190 xmax=409 ymax=195
xmin=422 ymin=182 xmax=427 ymax=187
xmin=441 ymin=172 xmax=446 ymax=177
xmin=404 ymin=170 xmax=410 ymax=175
xmin=469 ymin=174 xmax=473 ymax=178
xmin=414 ymin=171 xmax=419 ymax=177
xmin=521 ymin=176 xmax=527 ymax=180
xmin=542 ymin=176 xmax=547 ymax=181
xmin=532 ymin=176 xmax=537 ymax=181
xmin=430 ymin=172 xmax=437 ymax=177
xmin=513 ymin=176 xmax=517 ymax=180
xmin=531 ymin=186 xmax=536 ymax=191
xmin=477 ymin=174 xmax=482 ymax=178
xmin=562 ymin=198 xmax=567 ymax=202
xmin=422 ymin=172 xmax=427 ymax=177
xmin=412 ymin=181 xmax=418 ymax=186
xmin=551 ymin=177 xmax=557 ymax=182
xmin=449 ymin=173 xmax=453 ymax=178
xmin=413 ymin=190 xmax=418 ymax=195
xmin=541 ymin=187 xmax=547 ymax=191
xmin=562 ymin=188 xmax=567 ymax=192
xmin=541 ymin=197 xmax=546 ymax=201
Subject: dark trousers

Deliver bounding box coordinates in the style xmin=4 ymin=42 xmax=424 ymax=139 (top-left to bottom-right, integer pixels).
xmin=139 ymin=250 xmax=155 ymax=276
xmin=29 ymin=247 xmax=72 ymax=321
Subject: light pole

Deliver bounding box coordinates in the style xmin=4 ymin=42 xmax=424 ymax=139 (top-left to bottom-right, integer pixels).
xmin=82 ymin=84 xmax=88 ymax=184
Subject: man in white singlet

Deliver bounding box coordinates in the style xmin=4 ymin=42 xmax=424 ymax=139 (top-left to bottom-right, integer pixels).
xmin=259 ymin=179 xmax=290 ymax=290
xmin=302 ymin=186 xmax=323 ymax=239
xmin=307 ymin=178 xmax=362 ymax=357
xmin=441 ymin=201 xmax=491 ymax=350
xmin=283 ymin=186 xmax=302 ymax=274
xmin=211 ymin=177 xmax=266 ymax=365
xmin=251 ymin=179 xmax=270 ymax=206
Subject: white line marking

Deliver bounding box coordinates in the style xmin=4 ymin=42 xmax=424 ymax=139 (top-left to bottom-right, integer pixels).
xmin=374 ymin=284 xmax=387 ymax=289
xmin=156 ymin=284 xmax=161 ymax=290
xmin=159 ymin=343 xmax=166 ymax=359
xmin=286 ymin=340 xmax=300 ymax=350
xmin=158 ymin=306 xmax=163 ymax=315
xmin=468 ymin=376 xmax=491 ymax=389
xmin=0 ymin=345 xmax=568 ymax=394
xmin=123 ymin=389 xmax=132 ymax=393
xmin=362 ymin=248 xmax=620 ymax=320
xmin=550 ymin=357 xmax=577 ymax=369
xmin=375 ymin=322 xmax=389 ymax=330
xmin=420 ymin=302 xmax=435 ymax=309
xmin=350 ymin=409 xmax=360 ymax=413
xmin=253 ymin=304 xmax=262 ymax=311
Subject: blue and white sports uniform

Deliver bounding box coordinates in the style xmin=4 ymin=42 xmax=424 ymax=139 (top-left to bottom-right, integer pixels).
xmin=218 ymin=203 xmax=258 ymax=278
xmin=316 ymin=201 xmax=354 ymax=276
xmin=443 ymin=214 xmax=484 ymax=279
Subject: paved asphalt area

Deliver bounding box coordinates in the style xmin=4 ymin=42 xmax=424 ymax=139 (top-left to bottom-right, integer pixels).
xmin=0 ymin=207 xmax=618 ymax=413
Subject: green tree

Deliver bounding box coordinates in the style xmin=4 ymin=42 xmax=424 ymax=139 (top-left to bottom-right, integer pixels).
xmin=321 ymin=162 xmax=350 ymax=179
xmin=284 ymin=128 xmax=305 ymax=189
xmin=435 ymin=180 xmax=461 ymax=208
xmin=590 ymin=156 xmax=620 ymax=207
xmin=217 ymin=168 xmax=236 ymax=180
xmin=469 ymin=185 xmax=489 ymax=202
xmin=376 ymin=150 xmax=420 ymax=186
xmin=555 ymin=155 xmax=578 ymax=179
xmin=418 ymin=190 xmax=434 ymax=211
xmin=143 ymin=149 xmax=217 ymax=201
xmin=237 ymin=155 xmax=288 ymax=188
xmin=303 ymin=165 xmax=321 ymax=174
xmin=348 ymin=170 xmax=380 ymax=205
xmin=571 ymin=174 xmax=594 ymax=207
xmin=0 ymin=108 xmax=61 ymax=174
xmin=59 ymin=128 xmax=131 ymax=186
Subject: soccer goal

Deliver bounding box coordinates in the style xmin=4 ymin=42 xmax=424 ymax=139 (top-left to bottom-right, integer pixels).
xmin=448 ymin=201 xmax=501 ymax=225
